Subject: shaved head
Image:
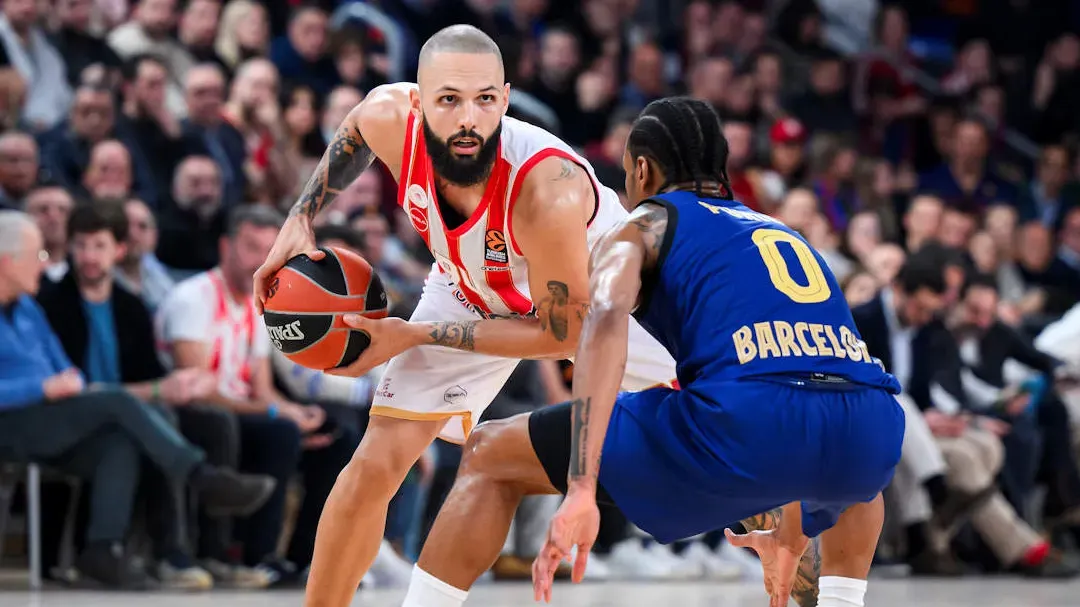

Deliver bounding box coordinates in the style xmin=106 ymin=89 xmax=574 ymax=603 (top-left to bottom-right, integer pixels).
xmin=414 ymin=25 xmax=509 ymax=187
xmin=418 ymin=25 xmax=503 ymax=71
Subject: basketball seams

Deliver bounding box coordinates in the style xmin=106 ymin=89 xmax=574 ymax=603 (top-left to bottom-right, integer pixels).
xmin=271 ymin=266 xmax=369 ymax=311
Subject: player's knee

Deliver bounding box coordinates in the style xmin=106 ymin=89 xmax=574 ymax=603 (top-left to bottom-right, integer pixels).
xmin=339 ymin=438 xmax=414 ymax=501
xmin=459 ymin=419 xmax=513 ymax=481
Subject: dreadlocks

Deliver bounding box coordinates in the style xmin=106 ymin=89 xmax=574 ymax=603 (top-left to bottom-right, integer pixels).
xmin=626 ymin=96 xmax=734 ymax=199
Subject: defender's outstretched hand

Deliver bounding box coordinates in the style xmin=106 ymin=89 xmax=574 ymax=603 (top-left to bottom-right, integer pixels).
xmin=253 ymin=214 xmax=324 ymax=314
xmin=725 ymin=527 xmax=810 ymax=607
xmin=532 ymin=489 xmax=599 ymax=603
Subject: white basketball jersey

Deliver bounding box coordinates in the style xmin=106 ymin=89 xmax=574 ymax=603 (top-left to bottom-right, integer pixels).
xmin=396 ymin=113 xmax=628 ymax=319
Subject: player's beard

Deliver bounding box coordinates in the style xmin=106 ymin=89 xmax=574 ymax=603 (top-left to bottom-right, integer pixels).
xmin=423 ymin=119 xmax=502 ymax=187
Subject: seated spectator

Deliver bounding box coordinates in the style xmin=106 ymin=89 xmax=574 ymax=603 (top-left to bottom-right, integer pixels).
xmin=214 ymin=0 xmax=269 ymax=72
xmin=842 ymin=209 xmax=883 ymax=267
xmin=757 ymin=118 xmax=809 ymax=210
xmin=37 ymin=201 xmax=235 ymax=589
xmin=842 ymin=269 xmax=879 ymax=307
xmin=223 ymin=58 xmax=295 ymax=204
xmin=269 ymin=6 xmax=339 ymax=97
xmin=114 ymin=197 xmax=174 ymax=311
xmin=22 ymin=182 xmax=74 ymax=282
xmin=119 ymin=54 xmax=187 ymax=202
xmin=854 ymin=250 xmax=1072 ymax=576
xmin=36 ymin=84 xmax=157 ymax=206
xmin=901 ymin=195 xmax=944 ymax=253
xmin=180 ymin=63 xmax=247 ymax=207
xmin=157 ymin=155 xmax=227 ymax=274
xmin=156 ymin=205 xmax=358 ymax=585
xmin=865 ymin=242 xmax=905 ymax=285
xmin=0 ymin=0 xmax=72 ymax=130
xmin=937 ymin=207 xmax=978 ymax=251
xmin=107 ymin=0 xmax=194 ymax=118
xmin=0 ymin=131 xmax=38 ymax=209
xmin=51 ymin=0 xmax=124 ymax=88
xmin=1015 ymin=144 xmax=1080 ymax=232
xmin=82 ymin=139 xmax=134 ymax=200
xmin=0 ymin=209 xmax=274 ymax=589
xmin=951 ymin=276 xmax=1080 ymax=535
xmin=1016 ymin=222 xmax=1080 ymax=320
xmin=177 ymin=0 xmax=227 ymax=71
xmin=917 ymin=118 xmax=1017 ymax=211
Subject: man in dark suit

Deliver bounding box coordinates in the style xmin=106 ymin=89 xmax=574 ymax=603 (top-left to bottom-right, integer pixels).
xmin=952 ymin=275 xmax=1080 ymax=532
xmin=854 ymin=248 xmax=1075 ymax=577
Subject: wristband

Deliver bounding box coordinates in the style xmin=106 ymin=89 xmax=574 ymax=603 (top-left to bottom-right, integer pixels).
xmin=267 ymin=403 xmax=279 ymax=418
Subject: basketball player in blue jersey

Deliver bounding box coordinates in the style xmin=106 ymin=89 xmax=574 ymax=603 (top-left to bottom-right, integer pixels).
xmin=395 ymin=97 xmax=905 ymax=607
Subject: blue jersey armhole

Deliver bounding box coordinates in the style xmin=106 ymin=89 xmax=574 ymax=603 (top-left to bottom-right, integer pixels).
xmin=632 ymin=196 xmax=679 ymax=320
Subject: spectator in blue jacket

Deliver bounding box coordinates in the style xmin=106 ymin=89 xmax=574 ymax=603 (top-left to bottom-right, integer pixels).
xmin=0 ymin=209 xmax=274 ymax=589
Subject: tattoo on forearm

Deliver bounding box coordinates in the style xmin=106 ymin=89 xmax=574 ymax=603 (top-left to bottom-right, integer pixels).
xmin=290 ymin=122 xmax=375 ymax=220
xmin=536 ymin=281 xmax=588 ymax=342
xmin=428 ymin=321 xmax=477 ymax=351
xmin=738 ymin=509 xmax=822 ymax=607
xmin=568 ymin=396 xmax=595 ymax=480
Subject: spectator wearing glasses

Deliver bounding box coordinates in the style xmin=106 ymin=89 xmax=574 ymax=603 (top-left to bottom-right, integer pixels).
xmin=0 ymin=209 xmax=275 ymax=589
xmin=113 ymin=197 xmax=174 ymax=311
xmin=22 ymin=182 xmax=74 ymax=282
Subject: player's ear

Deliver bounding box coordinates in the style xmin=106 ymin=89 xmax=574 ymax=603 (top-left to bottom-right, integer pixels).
xmin=635 ymin=156 xmax=656 ymax=196
xmin=502 ymin=83 xmax=511 ymax=114
xmin=408 ymin=87 xmax=422 ymax=116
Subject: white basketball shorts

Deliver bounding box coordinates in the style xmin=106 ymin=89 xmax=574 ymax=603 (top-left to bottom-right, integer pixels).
xmin=370 ymin=270 xmax=677 ymax=443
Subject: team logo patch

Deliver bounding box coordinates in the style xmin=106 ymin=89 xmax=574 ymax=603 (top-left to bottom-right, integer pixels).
xmin=484 ymin=229 xmax=508 ymax=264
xmin=406 ymin=184 xmax=430 ymax=209
xmin=409 ymin=205 xmax=429 ymax=233
xmin=443 ymin=385 xmax=468 ymax=405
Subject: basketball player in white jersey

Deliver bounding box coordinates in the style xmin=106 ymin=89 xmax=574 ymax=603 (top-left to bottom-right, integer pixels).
xmin=254 ymin=25 xmax=819 ymax=607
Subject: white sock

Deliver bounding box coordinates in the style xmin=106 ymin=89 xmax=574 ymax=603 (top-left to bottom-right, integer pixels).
xmin=818 ymin=576 xmax=867 ymax=607
xmin=401 ymin=565 xmax=469 ymax=607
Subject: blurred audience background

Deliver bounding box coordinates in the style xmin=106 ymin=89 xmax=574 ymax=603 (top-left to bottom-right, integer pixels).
xmin=1 ymin=0 xmax=1080 ymax=593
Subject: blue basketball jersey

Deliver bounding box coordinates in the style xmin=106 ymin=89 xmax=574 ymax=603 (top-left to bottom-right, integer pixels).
xmin=632 ymin=190 xmax=900 ymax=393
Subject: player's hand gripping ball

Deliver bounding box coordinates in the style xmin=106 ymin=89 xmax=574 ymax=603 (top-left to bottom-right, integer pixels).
xmin=262 ymin=247 xmax=389 ymax=370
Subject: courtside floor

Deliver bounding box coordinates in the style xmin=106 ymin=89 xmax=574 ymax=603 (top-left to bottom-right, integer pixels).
xmin=2 ymin=579 xmax=1079 ymax=607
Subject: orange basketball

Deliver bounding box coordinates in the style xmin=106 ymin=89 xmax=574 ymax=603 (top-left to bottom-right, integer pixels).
xmin=263 ymin=246 xmax=388 ymax=370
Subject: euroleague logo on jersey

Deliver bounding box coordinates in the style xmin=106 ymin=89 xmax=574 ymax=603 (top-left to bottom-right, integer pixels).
xmin=406 ymin=184 xmax=430 ymax=234
xmin=484 ymin=229 xmax=508 ymax=264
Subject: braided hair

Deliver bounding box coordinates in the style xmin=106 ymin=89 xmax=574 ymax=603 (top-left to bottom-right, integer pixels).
xmin=626 ymin=96 xmax=734 ymax=199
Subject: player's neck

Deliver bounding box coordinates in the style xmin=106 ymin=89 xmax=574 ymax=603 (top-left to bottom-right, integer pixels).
xmin=434 ymin=177 xmax=486 ymax=213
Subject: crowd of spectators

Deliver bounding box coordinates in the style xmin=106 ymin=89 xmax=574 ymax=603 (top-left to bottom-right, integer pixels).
xmin=0 ymin=0 xmax=1080 ymax=594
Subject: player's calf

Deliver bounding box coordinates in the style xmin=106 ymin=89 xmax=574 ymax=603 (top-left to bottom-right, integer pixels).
xmin=305 ymin=416 xmax=442 ymax=607
xmin=406 ymin=415 xmax=560 ymax=607
xmin=817 ymin=494 xmax=885 ymax=607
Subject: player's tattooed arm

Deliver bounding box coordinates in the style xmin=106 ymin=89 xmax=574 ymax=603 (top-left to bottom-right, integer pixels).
xmin=568 ymin=396 xmax=597 ymax=481
xmin=426 ymin=321 xmax=477 ymax=351
xmin=627 ymin=202 xmax=669 ymax=272
xmin=536 ymin=281 xmax=589 ymax=342
xmin=289 ymin=120 xmax=375 ymax=221
xmin=738 ymin=509 xmax=822 ymax=607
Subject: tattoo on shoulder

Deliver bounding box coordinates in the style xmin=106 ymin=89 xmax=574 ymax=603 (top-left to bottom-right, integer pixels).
xmin=568 ymin=396 xmax=595 ymax=480
xmin=290 ymin=122 xmax=375 ymax=220
xmin=428 ymin=321 xmax=477 ymax=351
xmin=550 ymin=158 xmax=579 ymax=181
xmin=628 ymin=203 xmax=668 ymax=261
xmin=536 ymin=280 xmax=588 ymax=342
xmin=739 ymin=509 xmax=821 ymax=607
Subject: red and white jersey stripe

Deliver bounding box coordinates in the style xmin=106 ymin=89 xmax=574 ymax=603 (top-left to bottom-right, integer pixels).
xmin=397 ymin=113 xmax=628 ymax=319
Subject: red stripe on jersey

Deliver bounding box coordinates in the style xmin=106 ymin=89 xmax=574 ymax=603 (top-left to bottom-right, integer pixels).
xmin=445 ymin=227 xmax=492 ymax=315
xmin=505 ymin=149 xmax=601 ymax=257
xmin=397 ymin=113 xmax=431 ymax=249
xmin=396 ymin=112 xmax=419 ymax=209
xmin=482 ymin=160 xmax=533 ymax=315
